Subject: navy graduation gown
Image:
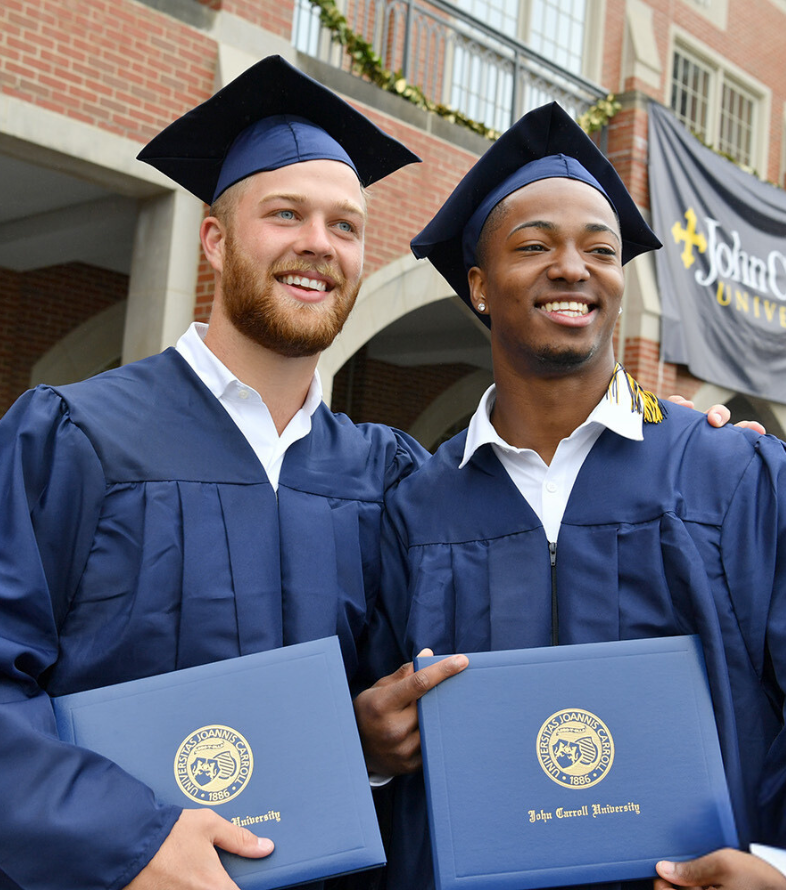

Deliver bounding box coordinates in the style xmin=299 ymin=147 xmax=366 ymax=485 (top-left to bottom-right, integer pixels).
xmin=371 ymin=404 xmax=786 ymax=890
xmin=0 ymin=348 xmax=424 ymax=890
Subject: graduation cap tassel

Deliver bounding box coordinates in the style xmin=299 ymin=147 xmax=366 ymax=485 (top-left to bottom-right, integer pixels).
xmin=608 ymin=363 xmax=665 ymax=424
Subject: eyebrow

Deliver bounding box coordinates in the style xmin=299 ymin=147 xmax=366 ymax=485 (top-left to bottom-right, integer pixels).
xmin=586 ymin=222 xmax=621 ymax=245
xmin=509 ymin=220 xmax=621 ymax=246
xmin=260 ymin=192 xmax=366 ymax=219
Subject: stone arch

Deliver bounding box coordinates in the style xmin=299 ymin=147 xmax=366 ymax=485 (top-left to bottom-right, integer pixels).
xmin=30 ymin=301 xmax=126 ymax=387
xmin=409 ymin=368 xmax=493 ymax=450
xmin=318 ymin=253 xmax=459 ymax=404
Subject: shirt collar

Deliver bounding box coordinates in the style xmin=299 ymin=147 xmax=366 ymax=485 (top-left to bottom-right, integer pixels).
xmin=460 ymin=365 xmax=644 ymax=468
xmin=175 ymin=322 xmax=323 ymax=413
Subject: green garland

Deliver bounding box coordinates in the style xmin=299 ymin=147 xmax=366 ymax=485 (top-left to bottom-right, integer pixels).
xmin=577 ymin=94 xmax=621 ymax=134
xmin=307 ymin=0 xmax=619 ymax=139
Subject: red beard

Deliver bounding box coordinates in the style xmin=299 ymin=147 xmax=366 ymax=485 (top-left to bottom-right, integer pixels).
xmin=221 ymin=232 xmax=360 ymax=358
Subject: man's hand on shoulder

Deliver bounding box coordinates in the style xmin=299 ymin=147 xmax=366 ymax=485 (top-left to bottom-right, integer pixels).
xmin=667 ymin=395 xmax=766 ymax=434
xmin=124 ymin=808 xmax=274 ymax=890
xmin=354 ymin=648 xmax=468 ymax=777
xmin=654 ymin=848 xmax=786 ymax=890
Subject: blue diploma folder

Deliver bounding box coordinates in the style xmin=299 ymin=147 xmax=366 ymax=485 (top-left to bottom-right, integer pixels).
xmin=53 ymin=636 xmax=384 ymax=889
xmin=415 ymin=636 xmax=738 ymax=890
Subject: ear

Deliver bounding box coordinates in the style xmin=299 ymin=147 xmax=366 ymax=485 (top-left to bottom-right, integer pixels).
xmin=468 ymin=266 xmax=489 ymax=316
xmin=200 ymin=216 xmax=226 ymax=274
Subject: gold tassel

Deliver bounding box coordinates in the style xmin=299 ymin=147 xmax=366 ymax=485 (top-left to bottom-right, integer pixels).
xmin=607 ymin=363 xmax=665 ymax=424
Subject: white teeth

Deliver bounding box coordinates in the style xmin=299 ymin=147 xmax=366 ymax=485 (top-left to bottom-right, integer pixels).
xmin=543 ymin=301 xmax=589 ymax=316
xmin=280 ymin=274 xmax=327 ymax=291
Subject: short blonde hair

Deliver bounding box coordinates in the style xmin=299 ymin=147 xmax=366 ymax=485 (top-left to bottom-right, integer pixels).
xmin=208 ymin=177 xmax=252 ymax=226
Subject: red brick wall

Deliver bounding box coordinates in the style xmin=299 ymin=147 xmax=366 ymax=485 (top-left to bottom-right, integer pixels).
xmin=223 ymin=0 xmax=296 ymax=38
xmin=0 ymin=0 xmax=215 ymax=144
xmin=620 ymin=337 xmax=665 ymax=396
xmin=195 ymin=254 xmax=215 ymax=325
xmin=620 ymin=336 xmax=707 ymax=402
xmin=0 ymin=263 xmax=128 ymax=413
xmin=606 ymin=104 xmax=652 ymax=210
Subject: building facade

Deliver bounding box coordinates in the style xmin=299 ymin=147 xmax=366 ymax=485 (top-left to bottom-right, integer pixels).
xmin=1 ymin=0 xmax=784 ymax=442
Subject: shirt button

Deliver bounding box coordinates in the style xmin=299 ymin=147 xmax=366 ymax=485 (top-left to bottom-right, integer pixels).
xmin=545 ymin=481 xmax=558 ymax=493
xmin=238 ymin=388 xmax=249 ymax=400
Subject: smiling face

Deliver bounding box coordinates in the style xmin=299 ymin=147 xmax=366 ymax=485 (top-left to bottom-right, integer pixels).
xmin=209 ymin=159 xmax=366 ymax=358
xmin=468 ymin=176 xmax=625 ymax=380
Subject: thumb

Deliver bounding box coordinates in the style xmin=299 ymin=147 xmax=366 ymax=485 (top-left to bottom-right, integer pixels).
xmin=210 ymin=815 xmax=275 ymax=859
xmin=656 ymin=858 xmax=714 ymax=887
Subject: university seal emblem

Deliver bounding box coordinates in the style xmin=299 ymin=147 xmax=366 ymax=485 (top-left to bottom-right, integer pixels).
xmin=174 ymin=725 xmax=254 ymax=805
xmin=536 ymin=709 xmax=614 ymax=789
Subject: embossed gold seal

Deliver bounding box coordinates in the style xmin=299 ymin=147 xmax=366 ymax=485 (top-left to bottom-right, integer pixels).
xmin=536 ymin=709 xmax=614 ymax=789
xmin=174 ymin=725 xmax=254 ymax=805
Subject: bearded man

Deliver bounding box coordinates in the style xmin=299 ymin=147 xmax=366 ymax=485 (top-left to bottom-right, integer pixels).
xmin=0 ymin=56 xmax=448 ymax=890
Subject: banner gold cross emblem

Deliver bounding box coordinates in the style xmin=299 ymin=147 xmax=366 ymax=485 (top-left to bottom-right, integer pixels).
xmin=672 ymin=207 xmax=707 ymax=269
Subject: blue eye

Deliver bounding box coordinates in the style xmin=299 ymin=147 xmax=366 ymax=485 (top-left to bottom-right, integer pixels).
xmin=336 ymin=221 xmax=354 ymax=233
xmin=277 ymin=209 xmax=295 ymax=220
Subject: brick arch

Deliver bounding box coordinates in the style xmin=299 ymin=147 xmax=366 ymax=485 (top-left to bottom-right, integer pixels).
xmin=318 ymin=253 xmax=456 ymax=404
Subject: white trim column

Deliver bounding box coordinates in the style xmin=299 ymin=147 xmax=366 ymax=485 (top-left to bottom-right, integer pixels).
xmin=122 ymin=189 xmax=204 ymax=363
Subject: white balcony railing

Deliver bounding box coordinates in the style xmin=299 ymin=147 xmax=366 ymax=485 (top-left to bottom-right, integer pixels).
xmin=293 ymin=0 xmax=607 ymax=133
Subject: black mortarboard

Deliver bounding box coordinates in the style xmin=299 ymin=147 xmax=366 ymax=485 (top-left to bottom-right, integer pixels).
xmin=137 ymin=55 xmax=420 ymax=204
xmin=411 ymin=102 xmax=661 ymax=323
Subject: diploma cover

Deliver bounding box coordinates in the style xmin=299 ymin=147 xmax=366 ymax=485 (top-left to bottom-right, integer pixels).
xmin=414 ymin=636 xmax=738 ymax=890
xmin=53 ymin=637 xmax=384 ymax=889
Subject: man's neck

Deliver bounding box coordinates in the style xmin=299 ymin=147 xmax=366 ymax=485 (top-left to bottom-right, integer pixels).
xmin=490 ymin=359 xmax=616 ymax=465
xmin=203 ymin=315 xmax=319 ymax=435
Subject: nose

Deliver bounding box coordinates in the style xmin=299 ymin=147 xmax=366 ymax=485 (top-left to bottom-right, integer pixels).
xmin=547 ymin=244 xmax=589 ymax=283
xmin=294 ymin=217 xmax=334 ymax=259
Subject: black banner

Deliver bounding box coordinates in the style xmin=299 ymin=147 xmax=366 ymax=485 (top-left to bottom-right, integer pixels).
xmin=649 ymin=102 xmax=786 ymax=403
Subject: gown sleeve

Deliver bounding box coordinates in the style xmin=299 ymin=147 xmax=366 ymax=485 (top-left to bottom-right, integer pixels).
xmin=0 ymin=387 xmax=180 ymax=890
xmin=383 ymin=429 xmax=428 ymax=495
xmin=722 ymin=433 xmax=786 ymax=847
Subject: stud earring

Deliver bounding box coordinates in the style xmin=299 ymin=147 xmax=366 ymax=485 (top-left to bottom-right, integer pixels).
xmin=477 ymin=301 xmax=486 ymax=312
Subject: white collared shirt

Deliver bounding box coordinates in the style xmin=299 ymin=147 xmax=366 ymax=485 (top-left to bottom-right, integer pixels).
xmin=175 ymin=323 xmax=322 ymax=491
xmin=460 ymin=367 xmax=644 ymax=542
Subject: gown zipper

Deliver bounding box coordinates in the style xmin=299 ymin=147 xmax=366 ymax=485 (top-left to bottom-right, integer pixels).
xmin=549 ymin=540 xmax=558 ymax=646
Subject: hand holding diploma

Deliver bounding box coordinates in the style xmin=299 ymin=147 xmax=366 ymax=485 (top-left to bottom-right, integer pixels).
xmin=124 ymin=809 xmax=274 ymax=890
xmin=655 ymin=849 xmax=786 ymax=890
xmin=354 ymin=648 xmax=468 ymax=776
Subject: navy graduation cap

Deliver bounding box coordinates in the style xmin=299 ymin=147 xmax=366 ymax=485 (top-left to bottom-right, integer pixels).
xmin=411 ymin=101 xmax=661 ymax=324
xmin=138 ymin=55 xmax=420 ymax=204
